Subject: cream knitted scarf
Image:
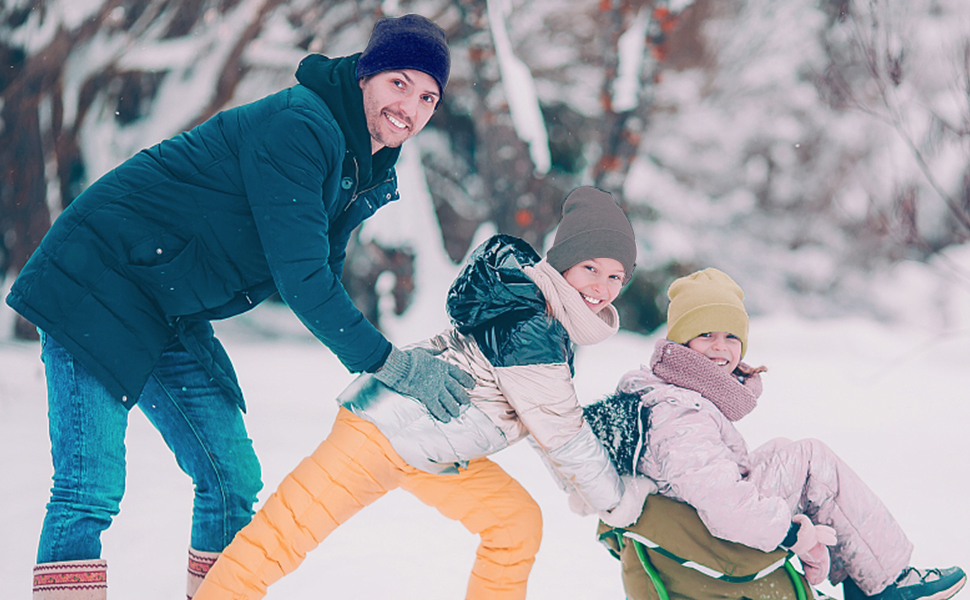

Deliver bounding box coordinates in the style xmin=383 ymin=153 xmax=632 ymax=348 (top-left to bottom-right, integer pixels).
xmin=522 ymin=259 xmax=619 ymax=346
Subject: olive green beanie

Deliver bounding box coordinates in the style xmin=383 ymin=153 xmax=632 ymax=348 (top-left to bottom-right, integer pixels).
xmin=666 ymin=268 xmax=749 ymax=357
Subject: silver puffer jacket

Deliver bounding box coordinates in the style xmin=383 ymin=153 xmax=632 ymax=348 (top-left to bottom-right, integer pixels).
xmin=339 ymin=235 xmax=623 ymax=512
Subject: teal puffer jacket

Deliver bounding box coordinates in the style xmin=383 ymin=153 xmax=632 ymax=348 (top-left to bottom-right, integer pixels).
xmin=6 ymin=54 xmax=398 ymax=409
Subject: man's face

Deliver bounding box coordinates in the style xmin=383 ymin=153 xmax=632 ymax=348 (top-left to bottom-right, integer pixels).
xmin=360 ymin=69 xmax=439 ymax=153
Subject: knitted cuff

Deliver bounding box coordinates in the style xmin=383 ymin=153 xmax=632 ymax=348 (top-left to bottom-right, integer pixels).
xmin=365 ymin=342 xmax=395 ymax=374
xmin=782 ymin=521 xmax=800 ymax=549
xmin=374 ymin=346 xmax=409 ymax=387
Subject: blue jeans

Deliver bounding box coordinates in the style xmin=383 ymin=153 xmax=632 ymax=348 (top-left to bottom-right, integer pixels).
xmin=37 ymin=332 xmax=262 ymax=563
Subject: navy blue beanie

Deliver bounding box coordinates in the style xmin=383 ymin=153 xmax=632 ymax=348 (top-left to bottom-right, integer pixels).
xmin=356 ymin=14 xmax=451 ymax=97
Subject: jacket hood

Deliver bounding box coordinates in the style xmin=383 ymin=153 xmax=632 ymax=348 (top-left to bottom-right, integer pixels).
xmin=295 ymin=53 xmax=400 ymax=188
xmin=447 ymin=234 xmax=544 ymax=333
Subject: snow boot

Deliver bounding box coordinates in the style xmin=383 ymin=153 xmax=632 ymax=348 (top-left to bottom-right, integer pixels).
xmin=844 ymin=567 xmax=966 ymax=600
xmin=186 ymin=547 xmax=221 ymax=599
xmin=32 ymin=559 xmax=107 ymax=599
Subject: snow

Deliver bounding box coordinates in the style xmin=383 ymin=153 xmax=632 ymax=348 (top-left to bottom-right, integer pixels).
xmin=486 ymin=0 xmax=552 ymax=175
xmin=612 ymin=8 xmax=649 ymax=113
xmin=2 ymin=297 xmax=968 ymax=599
xmin=2 ymin=158 xmax=968 ymax=599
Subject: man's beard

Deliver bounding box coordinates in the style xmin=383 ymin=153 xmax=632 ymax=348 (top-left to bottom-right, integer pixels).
xmin=367 ymin=110 xmax=413 ymax=149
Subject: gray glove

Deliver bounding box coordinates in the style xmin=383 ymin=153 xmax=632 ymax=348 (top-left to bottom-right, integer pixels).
xmin=373 ymin=346 xmax=476 ymax=422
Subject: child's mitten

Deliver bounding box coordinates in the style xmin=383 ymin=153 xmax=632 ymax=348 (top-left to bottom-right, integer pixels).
xmin=789 ymin=514 xmax=837 ymax=585
xmin=567 ymin=489 xmax=595 ymax=516
xmin=598 ymin=476 xmax=657 ymax=528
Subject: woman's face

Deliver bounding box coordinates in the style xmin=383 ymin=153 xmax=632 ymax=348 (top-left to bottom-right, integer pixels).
xmin=687 ymin=332 xmax=742 ymax=374
xmin=562 ymin=258 xmax=625 ymax=314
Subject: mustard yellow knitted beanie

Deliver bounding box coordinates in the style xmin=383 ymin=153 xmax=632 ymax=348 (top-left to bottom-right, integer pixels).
xmin=666 ymin=268 xmax=749 ymax=357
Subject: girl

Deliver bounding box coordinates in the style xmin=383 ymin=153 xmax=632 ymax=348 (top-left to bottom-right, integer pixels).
xmin=193 ymin=186 xmax=646 ymax=600
xmin=606 ymin=268 xmax=965 ymax=600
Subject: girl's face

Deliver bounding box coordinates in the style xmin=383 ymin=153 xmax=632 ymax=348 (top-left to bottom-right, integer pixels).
xmin=687 ymin=332 xmax=742 ymax=374
xmin=562 ymin=258 xmax=625 ymax=314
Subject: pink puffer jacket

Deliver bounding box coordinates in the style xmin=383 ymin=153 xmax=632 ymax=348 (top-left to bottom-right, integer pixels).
xmin=618 ymin=364 xmax=913 ymax=593
xmin=620 ymin=368 xmax=793 ymax=552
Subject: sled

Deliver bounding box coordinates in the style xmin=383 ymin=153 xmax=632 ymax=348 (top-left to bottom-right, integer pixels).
xmin=597 ymin=494 xmax=815 ymax=600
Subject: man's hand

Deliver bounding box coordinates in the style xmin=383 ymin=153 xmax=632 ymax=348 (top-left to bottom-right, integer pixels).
xmin=374 ymin=346 xmax=476 ymax=422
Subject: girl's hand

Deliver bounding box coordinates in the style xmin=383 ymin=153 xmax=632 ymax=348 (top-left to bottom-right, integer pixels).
xmin=598 ymin=476 xmax=658 ymax=528
xmin=790 ymin=514 xmax=837 ymax=585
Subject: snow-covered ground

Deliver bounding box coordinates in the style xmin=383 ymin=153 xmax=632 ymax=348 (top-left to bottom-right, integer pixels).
xmin=2 ymin=289 xmax=968 ymax=599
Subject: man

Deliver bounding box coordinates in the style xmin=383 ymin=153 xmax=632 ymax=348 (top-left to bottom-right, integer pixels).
xmin=8 ymin=14 xmax=473 ymax=600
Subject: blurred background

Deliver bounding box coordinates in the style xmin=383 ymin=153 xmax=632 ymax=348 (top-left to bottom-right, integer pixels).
xmin=2 ymin=0 xmax=969 ymax=339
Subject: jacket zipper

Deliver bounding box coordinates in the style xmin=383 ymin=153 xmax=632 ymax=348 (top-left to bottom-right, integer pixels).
xmin=341 ymin=154 xmax=394 ymax=215
xmin=340 ymin=155 xmax=361 ymax=215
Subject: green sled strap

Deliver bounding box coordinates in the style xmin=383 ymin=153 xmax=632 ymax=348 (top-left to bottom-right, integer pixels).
xmin=630 ymin=538 xmax=809 ymax=600
xmin=633 ymin=539 xmax=671 ymax=600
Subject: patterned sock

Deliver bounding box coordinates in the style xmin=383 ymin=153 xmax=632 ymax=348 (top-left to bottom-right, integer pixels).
xmin=187 ymin=547 xmax=221 ymax=599
xmin=33 ymin=559 xmax=107 ymax=600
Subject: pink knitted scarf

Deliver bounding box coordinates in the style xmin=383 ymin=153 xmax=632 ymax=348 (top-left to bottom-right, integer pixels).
xmin=649 ymin=339 xmax=763 ymax=421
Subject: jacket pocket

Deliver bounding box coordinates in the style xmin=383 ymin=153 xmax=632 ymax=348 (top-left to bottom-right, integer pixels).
xmin=125 ymin=237 xmax=235 ymax=317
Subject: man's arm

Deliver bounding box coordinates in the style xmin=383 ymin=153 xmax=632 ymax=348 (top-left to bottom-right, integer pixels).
xmin=239 ymin=104 xmax=473 ymax=417
xmin=240 ymin=106 xmax=390 ymax=372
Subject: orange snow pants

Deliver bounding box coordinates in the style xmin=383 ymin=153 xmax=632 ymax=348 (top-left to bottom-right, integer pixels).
xmin=194 ymin=407 xmax=543 ymax=600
